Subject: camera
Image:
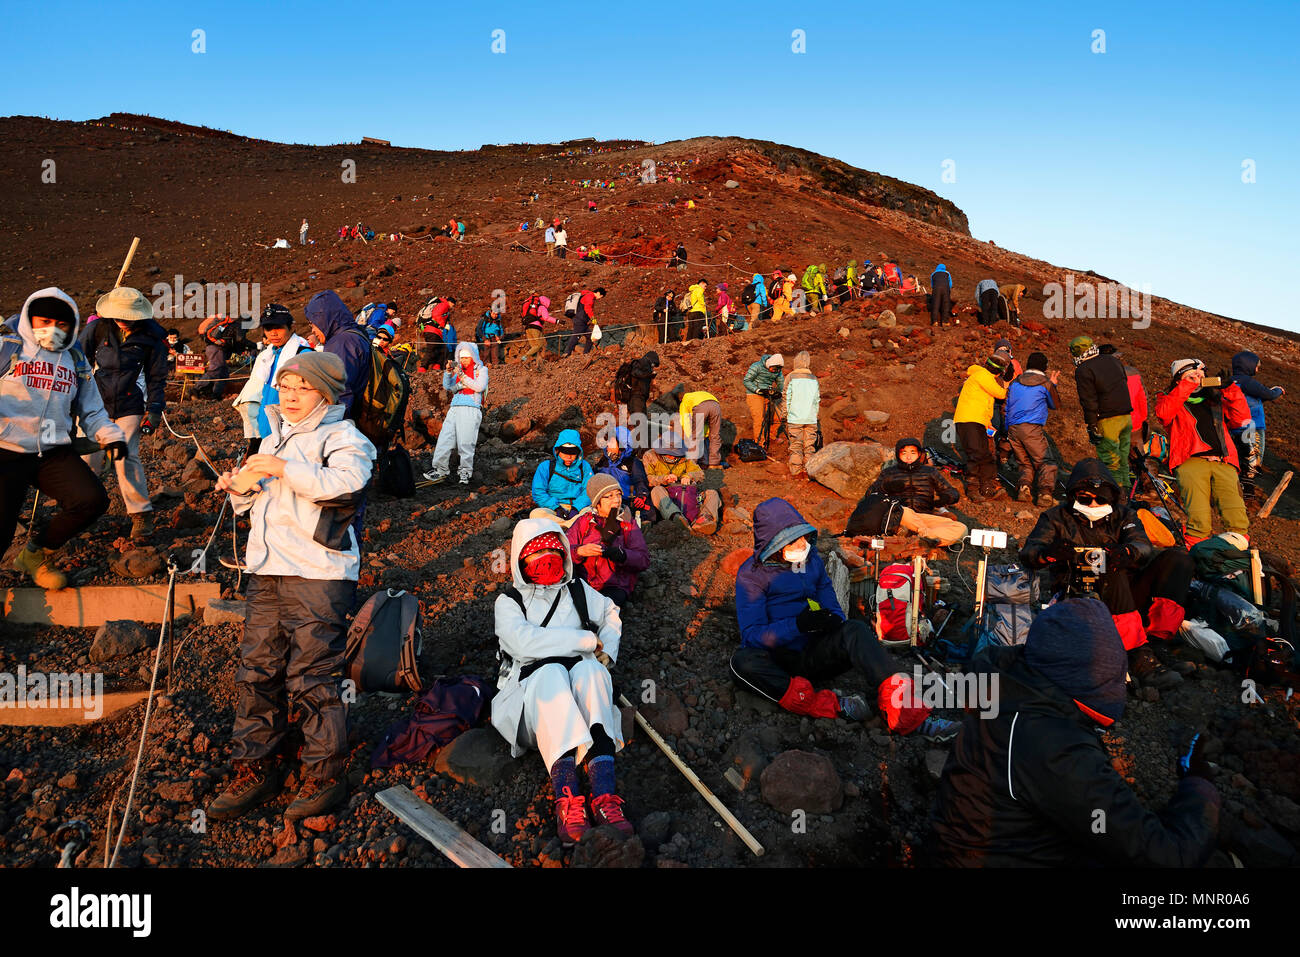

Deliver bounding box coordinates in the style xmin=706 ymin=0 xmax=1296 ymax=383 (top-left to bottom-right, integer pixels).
xmin=869 ymin=537 xmax=885 ymax=551
xmin=1074 ymin=546 xmax=1106 ymax=576
xmin=1199 ymin=376 xmax=1222 ymax=388
xmin=971 ymin=528 xmax=1008 ymax=549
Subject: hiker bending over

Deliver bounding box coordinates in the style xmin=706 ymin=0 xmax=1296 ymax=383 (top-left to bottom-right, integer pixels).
xmin=493 ymin=519 xmax=633 ymax=845
xmin=850 ymin=437 xmax=967 ymax=547
xmin=566 ymin=474 xmax=650 ymax=608
xmin=743 ymin=353 xmax=785 ymax=443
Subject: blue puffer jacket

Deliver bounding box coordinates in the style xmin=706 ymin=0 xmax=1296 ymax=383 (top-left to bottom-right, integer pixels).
xmin=531 ymin=428 xmax=595 ymax=511
xmin=305 ymin=290 xmax=371 ymax=416
xmin=751 ymin=272 xmax=769 ymax=307
xmin=735 ymin=498 xmax=842 ymax=652
xmin=1230 ymin=351 xmax=1282 ymax=431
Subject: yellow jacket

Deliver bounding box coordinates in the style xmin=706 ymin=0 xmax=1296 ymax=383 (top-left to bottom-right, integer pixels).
xmin=688 ymin=283 xmax=707 ymax=314
xmin=954 ymin=365 xmax=1007 ymax=426
xmin=680 ymin=391 xmax=718 ymax=439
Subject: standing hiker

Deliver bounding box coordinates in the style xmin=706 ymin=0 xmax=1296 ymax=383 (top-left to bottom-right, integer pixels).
xmin=554 ymin=224 xmax=569 ymax=259
xmin=234 ymin=303 xmax=310 ymax=461
xmin=1228 ymin=350 xmax=1285 ymax=499
xmin=300 ymin=218 xmax=309 ymax=245
xmin=686 ymin=278 xmax=708 ymax=340
xmin=424 ymin=341 xmax=488 ymax=486
xmin=519 ymin=293 xmax=551 ymax=366
xmin=1004 ymin=351 xmax=1061 ymax=506
xmin=743 ymin=353 xmax=785 ymax=442
xmin=955 ymin=351 xmax=1011 ymax=501
xmin=1070 ymin=335 xmax=1133 ymax=492
xmin=930 ymin=264 xmax=954 ymax=327
xmin=562 ymin=287 xmax=604 ymax=357
xmin=784 ymin=351 xmax=820 ymax=479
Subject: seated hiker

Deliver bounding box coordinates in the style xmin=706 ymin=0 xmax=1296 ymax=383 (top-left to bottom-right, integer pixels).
xmin=850 ymin=438 xmax=967 ymax=547
xmin=730 ymin=498 xmax=954 ymax=737
xmin=566 ymin=474 xmax=650 ymax=608
xmin=492 ymin=518 xmax=632 ymax=846
xmin=642 ymin=439 xmax=721 ymax=535
xmin=209 ymin=351 xmax=376 ymax=821
xmin=1019 ymin=458 xmax=1194 ymax=690
xmin=926 ymin=598 xmax=1220 ymax=867
xmin=531 ymin=428 xmax=594 ymax=524
xmin=593 ymin=426 xmax=654 ymax=525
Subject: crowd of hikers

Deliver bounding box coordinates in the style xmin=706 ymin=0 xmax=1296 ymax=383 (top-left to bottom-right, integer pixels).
xmin=0 ymin=258 xmax=1290 ymax=865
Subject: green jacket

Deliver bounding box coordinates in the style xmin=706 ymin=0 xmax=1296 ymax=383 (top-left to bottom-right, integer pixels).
xmin=744 ymin=355 xmax=784 ymax=395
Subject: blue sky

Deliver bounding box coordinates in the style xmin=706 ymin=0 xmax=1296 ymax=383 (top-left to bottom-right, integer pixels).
xmin=4 ymin=1 xmax=1296 ymax=329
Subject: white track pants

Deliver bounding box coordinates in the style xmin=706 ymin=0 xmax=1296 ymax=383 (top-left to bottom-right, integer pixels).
xmin=429 ymin=405 xmax=482 ymax=480
xmin=520 ymin=659 xmax=623 ymax=771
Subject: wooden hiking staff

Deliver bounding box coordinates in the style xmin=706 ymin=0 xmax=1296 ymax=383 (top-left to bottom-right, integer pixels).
xmin=114 ymin=236 xmax=140 ymax=288
xmin=617 ymin=693 xmax=764 ymax=857
xmin=1257 ymin=470 xmax=1292 ymax=520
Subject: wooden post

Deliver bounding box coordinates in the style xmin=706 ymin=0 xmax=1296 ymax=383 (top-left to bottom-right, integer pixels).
xmin=973 ymin=552 xmax=990 ymax=629
xmin=1250 ymin=549 xmax=1264 ymax=605
xmin=114 ymin=237 xmax=140 ymax=288
xmin=1258 ymin=471 xmax=1293 ymax=520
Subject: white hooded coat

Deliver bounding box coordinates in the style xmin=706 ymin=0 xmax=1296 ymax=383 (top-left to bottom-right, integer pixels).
xmin=0 ymin=287 xmax=124 ymax=454
xmin=491 ymin=517 xmax=624 ymax=768
xmin=233 ymin=332 xmax=311 ymax=436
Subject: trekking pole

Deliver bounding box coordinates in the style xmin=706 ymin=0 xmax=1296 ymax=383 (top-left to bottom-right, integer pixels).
xmin=114 ymin=236 xmax=140 ymax=288
xmin=972 ymin=546 xmax=990 ymax=629
xmin=617 ymin=693 xmax=764 ymax=857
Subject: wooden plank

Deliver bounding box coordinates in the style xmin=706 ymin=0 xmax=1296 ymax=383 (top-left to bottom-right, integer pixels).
xmin=1257 ymin=471 xmax=1293 ymax=520
xmin=2 ymin=583 xmax=220 ymax=627
xmin=376 ymin=785 xmax=511 ymax=869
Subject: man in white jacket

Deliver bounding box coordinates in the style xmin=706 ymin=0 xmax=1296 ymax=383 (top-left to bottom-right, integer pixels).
xmin=424 ymin=341 xmax=487 ymax=486
xmin=232 ymin=303 xmax=309 ymax=460
xmin=1 ymin=288 xmax=126 ymax=589
xmin=209 ymin=350 xmax=376 ymax=822
xmin=493 ymin=517 xmax=633 ymax=845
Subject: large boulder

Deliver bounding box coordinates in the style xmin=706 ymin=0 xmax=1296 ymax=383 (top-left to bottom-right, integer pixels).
xmin=90 ymin=620 xmax=152 ymax=662
xmin=433 ymin=727 xmax=520 ymax=787
xmin=804 ymin=441 xmax=888 ymax=500
xmin=760 ymin=750 xmax=843 ymax=814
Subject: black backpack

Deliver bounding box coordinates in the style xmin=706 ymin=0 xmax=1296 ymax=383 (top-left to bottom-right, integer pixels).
xmin=734 ymin=438 xmax=768 ymax=462
xmin=345 ymin=589 xmax=423 ymax=693
xmin=348 ymin=327 xmax=412 ymax=451
xmin=376 ymin=443 xmax=416 ymax=498
xmin=741 ymin=283 xmax=757 ymax=306
xmin=845 ymin=493 xmax=905 ymax=536
xmin=613 ymin=360 xmax=637 ymax=403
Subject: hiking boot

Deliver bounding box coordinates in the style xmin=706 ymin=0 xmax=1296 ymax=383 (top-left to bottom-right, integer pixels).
xmin=458 ymin=475 xmax=471 ymax=485
xmin=129 ymin=512 xmax=155 ymax=543
xmin=987 ymin=487 xmax=1010 ymax=502
xmin=836 ymin=693 xmax=871 ymax=722
xmin=285 ymin=775 xmax=347 ymax=820
xmin=13 ymin=544 xmax=67 ymax=591
xmin=589 ymin=793 xmax=634 ymax=837
xmin=1036 ymin=492 xmax=1056 ymax=508
xmin=693 ymin=517 xmax=718 ymax=535
xmin=1128 ymin=645 xmax=1183 ymax=691
xmin=555 ymin=786 xmax=590 ymax=846
xmin=207 ymin=759 xmax=284 ymax=820
xmin=918 ymin=716 xmax=962 ymax=744
xmin=422 ymin=470 xmax=449 ymax=485
xmin=965 ymin=489 xmax=986 ymax=504
xmin=1017 ymin=485 xmax=1032 ymax=502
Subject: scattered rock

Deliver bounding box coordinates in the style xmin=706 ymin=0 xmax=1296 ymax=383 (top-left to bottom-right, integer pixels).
xmin=109 ymin=547 xmax=163 ymax=580
xmin=863 ymin=410 xmax=890 ymax=425
xmin=805 ymin=441 xmax=889 ymax=500
xmin=642 ymin=691 xmax=689 ymax=737
xmin=570 ymin=827 xmax=645 ymax=868
xmin=925 ymin=749 xmax=948 ymax=781
xmin=877 ymin=310 xmax=897 ymax=327
xmin=204 ymin=599 xmax=248 ymax=626
xmin=90 ymin=620 xmax=151 ymax=662
xmin=433 ymin=727 xmax=520 ymax=787
xmin=724 ymin=180 xmax=739 ymax=189
xmin=638 ymin=811 xmax=672 ymax=848
xmin=760 ymin=750 xmax=843 ymax=814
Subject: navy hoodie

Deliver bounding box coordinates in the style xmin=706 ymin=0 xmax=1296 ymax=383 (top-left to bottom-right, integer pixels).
xmin=304 ymin=290 xmax=370 ymax=416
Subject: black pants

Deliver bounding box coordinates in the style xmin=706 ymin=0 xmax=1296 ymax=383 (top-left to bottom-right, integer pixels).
xmin=930 ymin=286 xmax=951 ymax=326
xmin=563 ymin=309 xmax=592 ymax=356
xmin=0 ymin=445 xmax=109 ymax=554
xmin=979 ymin=289 xmax=999 ymax=326
xmin=602 ymin=585 xmax=630 ymax=609
xmin=232 ymin=575 xmax=356 ymax=779
xmin=420 ymin=339 xmax=447 ymax=369
xmin=957 ymin=421 xmax=996 ymax=495
xmin=686 ymin=311 xmax=707 ymax=340
xmin=557 ymin=246 xmax=567 ymax=260
xmin=729 ymin=619 xmax=897 ymax=702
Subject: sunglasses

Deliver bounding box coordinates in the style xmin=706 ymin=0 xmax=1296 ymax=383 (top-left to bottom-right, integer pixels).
xmin=1074 ymin=490 xmax=1106 ymax=505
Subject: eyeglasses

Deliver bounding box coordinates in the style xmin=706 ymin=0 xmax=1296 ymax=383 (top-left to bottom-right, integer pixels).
xmin=1074 ymin=491 xmax=1105 ymax=505
xmin=278 ymin=386 xmax=319 ymax=397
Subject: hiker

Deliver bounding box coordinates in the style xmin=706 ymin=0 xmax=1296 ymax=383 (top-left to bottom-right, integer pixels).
xmin=1099 ymin=344 xmax=1149 ymax=473
xmin=926 ymin=598 xmax=1220 ymax=866
xmin=593 ymin=426 xmax=654 ymax=524
xmin=731 ymin=498 xmax=951 ymax=735
xmin=814 ymin=265 xmax=831 ymax=313
xmin=531 ymin=429 xmax=595 ymax=523
xmin=778 ymin=271 xmax=798 ymax=319
xmin=1001 ymin=282 xmax=1025 ymax=325
xmin=743 ymin=353 xmax=785 ymax=443
xmin=457 ymin=220 xmax=465 ymax=242
xmin=745 ymin=271 xmax=767 ymax=328
xmin=1020 ymin=458 xmax=1193 ymax=688
xmin=622 ymin=350 xmax=659 ymax=419
xmin=554 ymin=225 xmax=568 ymax=259
xmin=801 ymin=264 xmax=819 ymax=313
xmin=195 ymin=317 xmax=232 ymax=400
xmin=233 ymin=303 xmax=309 ymax=462
xmin=562 ymin=287 xmax=604 ymax=357
xmin=954 ymin=351 xmax=1011 ymax=501
xmin=2 ymin=289 xmax=126 ymax=590
xmin=566 ymin=474 xmax=650 ymax=607
xmin=303 ymin=291 xmax=371 ymax=419
xmin=1155 ymin=359 xmax=1253 ymax=545
xmin=418 ymin=296 xmax=456 ymax=372
xmin=929 ymin=264 xmax=954 ymax=327
xmin=474 ymin=305 xmax=505 ymax=365
xmin=881 ymin=259 xmax=902 ymax=288
xmin=784 ymin=352 xmax=820 ymax=478
xmin=642 ymin=439 xmax=722 ymax=534
xmin=300 ymin=218 xmax=309 ymax=245
xmin=1229 ymin=350 xmax=1285 ymax=498
xmin=424 ymin=341 xmax=488 ymax=486
xmin=669 ymin=242 xmax=687 ymax=270
xmin=846 ymin=261 xmax=858 ymax=299
xmin=519 ymin=293 xmax=551 ymax=365
xmin=989 ymin=338 xmax=1021 ymax=467
xmin=975 ymin=278 xmax=1000 ymax=326
xmin=1071 ymin=335 xmax=1134 ymax=491
xmin=851 ymin=438 xmax=967 ymax=546
xmin=78 ymin=287 xmax=168 ymax=543
xmin=685 ymin=278 xmax=708 ymax=340
xmin=653 ymin=289 xmax=679 ymax=343
xmin=1004 ymin=351 xmax=1060 ymax=506
xmin=208 ymin=351 xmax=376 ymax=821
xmin=165 ymin=328 xmax=191 ymax=368
xmin=679 ymin=389 xmax=723 ymax=468
xmin=491 ymin=518 xmax=632 ymax=845
xmin=544 ymin=223 xmax=556 ymax=256
xmin=716 ymin=282 xmax=733 ymax=334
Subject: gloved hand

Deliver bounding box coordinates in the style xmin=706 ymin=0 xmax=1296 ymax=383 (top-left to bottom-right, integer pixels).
xmin=603 ymin=544 xmax=627 ymax=564
xmin=140 ymin=411 xmax=160 ymax=435
xmin=1105 ymin=544 xmax=1134 ymax=570
xmin=797 ymin=608 xmax=841 ymax=635
xmin=1086 ymin=423 xmax=1101 ymax=444
xmin=632 ymin=495 xmax=649 ymax=512
xmin=103 ymin=441 xmax=128 ymax=462
xmin=1177 ymin=733 xmax=1213 ymax=780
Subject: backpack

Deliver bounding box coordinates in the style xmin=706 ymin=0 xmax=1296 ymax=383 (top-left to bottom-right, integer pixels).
xmin=417 ymin=297 xmax=443 ymax=323
xmin=613 ymin=360 xmax=637 ymax=404
xmin=1190 ymin=536 xmax=1253 ymax=600
xmin=521 ymin=295 xmax=541 ymax=321
xmin=345 ymin=589 xmax=423 ymax=693
xmin=972 ymin=563 xmax=1039 ymax=654
xmin=740 ymin=283 xmax=757 ymax=306
xmin=564 ymin=292 xmax=582 ymax=319
xmin=348 ymin=327 xmax=412 ymax=451
xmin=1136 ymin=506 xmax=1178 ymax=548
xmin=356 ymin=302 xmax=386 ymax=326
xmin=369 ymin=675 xmax=494 ymax=768
xmin=845 ymin=493 xmax=904 ymax=537
xmin=376 ymin=443 xmax=416 ymax=498
xmin=734 ymin=438 xmax=767 ymax=462
xmin=874 ymin=562 xmax=917 ymax=646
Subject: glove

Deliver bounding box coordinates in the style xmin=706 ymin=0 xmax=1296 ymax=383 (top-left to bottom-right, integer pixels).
xmin=103 ymin=441 xmax=128 ymax=462
xmin=632 ymin=495 xmax=649 ymax=512
xmin=796 ymin=608 xmax=841 ymax=635
xmin=1105 ymin=544 xmax=1134 ymax=570
xmin=603 ymin=544 xmax=627 ymax=564
xmin=1177 ymin=733 xmax=1213 ymax=780
xmin=1086 ymin=423 xmax=1101 ymax=443
xmin=140 ymin=411 xmax=160 ymax=435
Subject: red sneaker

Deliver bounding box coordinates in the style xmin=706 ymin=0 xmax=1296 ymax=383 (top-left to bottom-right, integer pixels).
xmin=589 ymin=793 xmax=634 ymax=837
xmin=555 ymin=786 xmax=590 ymax=845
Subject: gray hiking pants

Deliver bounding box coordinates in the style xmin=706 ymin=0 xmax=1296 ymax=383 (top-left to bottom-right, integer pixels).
xmin=1007 ymin=422 xmax=1058 ymax=495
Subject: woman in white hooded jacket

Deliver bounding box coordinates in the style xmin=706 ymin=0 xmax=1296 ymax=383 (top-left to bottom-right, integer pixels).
xmin=493 ymin=516 xmax=633 ymax=845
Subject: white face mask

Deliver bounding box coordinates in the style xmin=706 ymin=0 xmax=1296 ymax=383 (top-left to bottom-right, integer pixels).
xmin=782 ymin=540 xmax=811 ymax=564
xmin=1073 ymin=500 xmax=1113 ymax=522
xmin=33 ymin=326 xmax=68 ymax=351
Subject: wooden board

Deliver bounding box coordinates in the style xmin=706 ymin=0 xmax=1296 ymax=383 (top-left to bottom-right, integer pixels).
xmin=2 ymin=583 xmax=220 ymax=627
xmin=376 ymin=785 xmax=512 ymax=869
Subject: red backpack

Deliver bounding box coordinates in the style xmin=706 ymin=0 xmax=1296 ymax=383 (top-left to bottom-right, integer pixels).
xmin=874 ymin=563 xmax=916 ymax=647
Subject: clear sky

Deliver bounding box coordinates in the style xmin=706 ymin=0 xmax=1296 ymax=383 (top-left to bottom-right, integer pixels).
xmin=3 ymin=1 xmax=1296 ymax=329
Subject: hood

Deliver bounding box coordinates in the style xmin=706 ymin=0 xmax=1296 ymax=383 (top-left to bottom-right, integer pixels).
xmin=1065 ymin=457 xmax=1120 ymax=505
xmin=304 ymin=290 xmax=355 ymax=340
xmin=792 ymin=350 xmax=811 ymax=372
xmin=1231 ymin=351 xmax=1259 ymax=378
xmin=894 ymin=436 xmax=923 ymax=471
xmin=553 ymin=427 xmax=583 ymax=454
xmin=752 ymin=272 xmax=764 ymax=286
xmin=17 ymin=287 xmax=82 ymax=354
xmin=508 ymin=517 xmax=574 ymax=589
xmin=454 ymin=341 xmax=482 ymax=364
xmin=934 ymin=264 xmax=948 ymax=273
xmin=753 ymin=497 xmax=817 ymax=562
xmin=1023 ymin=599 xmax=1127 ymax=724
xmin=1016 ymin=369 xmax=1049 ymax=386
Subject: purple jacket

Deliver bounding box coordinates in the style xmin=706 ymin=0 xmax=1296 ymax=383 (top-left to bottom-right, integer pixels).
xmin=566 ymin=512 xmax=650 ymax=594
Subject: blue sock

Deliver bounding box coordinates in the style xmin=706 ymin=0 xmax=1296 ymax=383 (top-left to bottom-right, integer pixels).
xmin=585 ymin=754 xmax=616 ymax=797
xmin=549 ymin=753 xmax=579 ymax=798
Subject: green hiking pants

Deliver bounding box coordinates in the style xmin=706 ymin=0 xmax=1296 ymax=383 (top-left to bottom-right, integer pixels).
xmin=1091 ymin=414 xmax=1132 ymax=488
xmin=1174 ymin=456 xmax=1250 ymax=540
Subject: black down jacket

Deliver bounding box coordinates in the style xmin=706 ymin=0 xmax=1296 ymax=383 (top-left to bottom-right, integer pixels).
xmin=1074 ymin=352 xmax=1133 ymax=425
xmin=861 ymin=438 xmax=961 ymax=514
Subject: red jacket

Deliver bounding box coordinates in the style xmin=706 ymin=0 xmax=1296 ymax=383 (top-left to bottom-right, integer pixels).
xmin=578 ymin=290 xmax=596 ymax=319
xmin=565 ymin=512 xmax=650 ymax=593
xmin=1154 ymin=377 xmax=1251 ymax=471
xmin=1125 ymin=367 xmax=1148 ymax=440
